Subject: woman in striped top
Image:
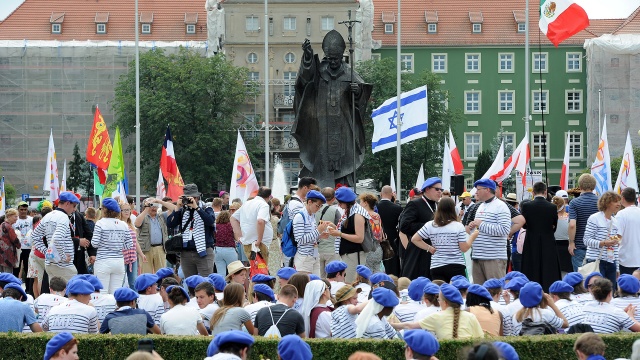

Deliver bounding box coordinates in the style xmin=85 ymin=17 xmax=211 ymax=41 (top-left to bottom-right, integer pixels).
xmin=582 ymin=277 xmax=640 ymax=333
xmin=611 ymin=274 xmax=640 ymax=322
xmin=119 ymin=201 xmax=146 ymax=291
xmin=562 ymin=272 xmax=594 ymax=304
xmin=92 ymin=198 xmax=133 ymax=294
xmin=583 ymin=191 xmax=621 ymax=290
xmin=330 ymin=284 xmax=368 ymax=338
xmin=293 ymin=190 xmax=331 ymax=276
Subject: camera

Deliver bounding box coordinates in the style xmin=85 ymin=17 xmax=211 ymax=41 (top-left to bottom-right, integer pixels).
xmin=180 ymin=196 xmax=194 ymax=206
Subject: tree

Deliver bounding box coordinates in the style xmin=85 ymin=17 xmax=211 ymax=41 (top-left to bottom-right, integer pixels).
xmin=67 ymin=142 xmax=92 ymax=196
xmin=356 ymin=58 xmax=464 ymax=191
xmin=474 ymin=150 xmax=493 ymax=182
xmin=112 ymin=48 xmax=259 ymax=194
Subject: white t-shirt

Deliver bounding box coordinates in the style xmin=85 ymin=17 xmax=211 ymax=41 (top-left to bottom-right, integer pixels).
xmin=555 ymin=299 xmax=585 ymax=328
xmin=42 ymin=299 xmax=99 ymax=334
xmin=186 ymin=297 xmax=199 ymax=309
xmin=416 ymin=221 xmax=468 ymax=268
xmin=511 ymin=307 xmax=564 ymax=335
xmin=355 ymin=283 xmax=371 ymax=304
xmin=582 ymin=301 xmax=636 ymax=334
xmin=571 ymin=293 xmax=594 ymax=304
xmin=244 ymin=301 xmax=272 ymax=323
xmin=505 ymin=299 xmax=523 ymax=317
xmin=13 ymin=216 xmax=33 ymax=249
xmin=91 ymin=293 xmax=117 ymax=324
xmin=615 ymin=206 xmax=640 ymax=268
xmin=199 ymin=303 xmax=220 ymax=330
xmin=160 ymin=304 xmax=203 ymax=335
xmin=138 ymin=293 xmax=165 ymax=325
xmin=232 ymin=197 xmax=272 ymax=246
xmin=392 ymin=301 xmax=425 ymax=323
xmin=363 ymin=315 xmax=396 ymax=339
xmin=413 ymin=306 xmax=441 ymax=322
xmin=34 ymin=293 xmax=66 ymax=320
xmin=490 ymin=301 xmax=505 ymax=313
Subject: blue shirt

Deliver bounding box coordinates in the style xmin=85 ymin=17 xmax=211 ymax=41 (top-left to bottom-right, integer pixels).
xmin=0 ymin=298 xmax=37 ymax=332
xmin=569 ymin=193 xmax=599 ymax=249
xmin=100 ymin=307 xmax=154 ymax=335
xmin=149 ymin=216 xmax=163 ymax=245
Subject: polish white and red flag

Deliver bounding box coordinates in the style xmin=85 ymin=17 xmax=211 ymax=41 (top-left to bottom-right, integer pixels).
xmin=560 ymin=133 xmax=571 ymax=190
xmin=491 ymin=133 xmax=530 ymax=185
xmin=448 ymin=128 xmax=463 ymax=175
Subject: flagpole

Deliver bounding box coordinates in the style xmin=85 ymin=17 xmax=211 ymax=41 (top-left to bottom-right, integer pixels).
xmin=524 ymin=0 xmax=530 ymax=154
xmin=264 ymin=0 xmax=270 ymax=187
xmin=395 ymin=0 xmax=401 ymax=202
xmin=135 ymin=0 xmax=141 ymax=208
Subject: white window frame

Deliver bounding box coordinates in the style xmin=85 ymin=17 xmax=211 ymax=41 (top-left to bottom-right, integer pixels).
xmin=247 ymin=52 xmax=258 ymax=64
xmin=401 ymin=53 xmax=414 ymax=73
xmin=566 ymin=52 xmax=582 ymax=72
xmin=464 ymin=90 xmax=481 ymax=114
xmin=427 ymin=23 xmax=437 ymax=33
xmin=321 ymin=16 xmax=334 ymax=31
xmin=566 ymin=132 xmax=583 ymax=159
xmin=500 ymin=132 xmax=517 ymax=154
xmin=464 ymin=133 xmax=482 ymax=160
xmin=532 ymin=132 xmax=550 ymax=159
xmin=284 ymin=52 xmax=296 ymax=64
xmin=472 ymin=23 xmax=482 ymax=33
xmin=532 ymin=90 xmax=549 ymax=114
xmin=52 ymin=23 xmax=61 ymax=34
xmin=384 ymin=23 xmax=394 ymax=34
xmin=465 ymin=53 xmax=481 ymax=73
xmin=186 ymin=24 xmax=196 ymax=34
xmin=283 ymin=71 xmax=297 ymax=96
xmin=245 ymin=16 xmax=259 ymax=31
xmin=566 ymin=90 xmax=583 ymax=114
xmin=248 ymin=72 xmax=260 ymax=81
xmin=532 ymin=52 xmax=548 ymax=73
xmin=141 ymin=23 xmax=151 ymax=34
xmin=96 ymin=23 xmax=106 ymax=34
xmin=432 ymin=53 xmax=447 ymax=73
xmin=498 ymin=90 xmax=515 ymax=114
xmin=284 ymin=16 xmax=296 ymax=31
xmin=498 ymin=53 xmax=514 ymax=73
xmin=517 ymin=23 xmax=526 ymax=33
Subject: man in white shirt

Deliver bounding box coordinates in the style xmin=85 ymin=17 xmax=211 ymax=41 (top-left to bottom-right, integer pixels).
xmin=42 ymin=278 xmax=99 ymax=334
xmin=194 ymin=281 xmax=219 ymax=331
xmin=13 ymin=201 xmax=33 ymax=294
xmin=231 ymin=186 xmax=273 ymax=264
xmin=34 ymin=276 xmax=67 ymax=321
xmin=616 ymin=187 xmax=640 ymax=275
xmin=135 ymin=273 xmax=165 ymax=325
xmin=326 ymin=261 xmax=348 ymax=297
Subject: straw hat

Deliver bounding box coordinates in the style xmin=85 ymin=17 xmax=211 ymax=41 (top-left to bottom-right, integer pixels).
xmin=226 ymin=260 xmax=250 ymax=281
xmin=503 ymin=193 xmax=518 ymax=204
xmin=334 ymin=285 xmax=361 ymax=304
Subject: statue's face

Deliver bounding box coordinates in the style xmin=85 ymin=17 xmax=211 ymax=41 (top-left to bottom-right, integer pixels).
xmin=326 ymin=51 xmax=343 ymax=70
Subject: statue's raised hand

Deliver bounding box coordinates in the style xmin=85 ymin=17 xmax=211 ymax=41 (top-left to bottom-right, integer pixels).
xmin=302 ymin=39 xmax=313 ymax=59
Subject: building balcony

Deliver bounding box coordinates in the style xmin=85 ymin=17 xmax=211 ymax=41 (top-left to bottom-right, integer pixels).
xmin=274 ymin=93 xmax=294 ymax=108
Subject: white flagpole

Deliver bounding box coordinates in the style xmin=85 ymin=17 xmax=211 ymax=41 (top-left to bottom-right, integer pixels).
xmin=396 ymin=0 xmax=402 ymax=201
xmin=390 ymin=166 xmax=396 ymax=193
xmin=264 ymin=0 xmax=270 ymax=187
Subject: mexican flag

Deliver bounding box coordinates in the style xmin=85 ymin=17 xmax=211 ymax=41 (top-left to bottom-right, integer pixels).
xmin=539 ymin=0 xmax=589 ymax=47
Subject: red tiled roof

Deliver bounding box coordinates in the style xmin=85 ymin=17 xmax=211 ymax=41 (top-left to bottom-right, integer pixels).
xmin=95 ymin=13 xmax=109 ymax=24
xmin=424 ymin=11 xmax=438 ymax=23
xmin=613 ymin=6 xmax=640 ymax=34
xmin=468 ymin=12 xmax=483 ymax=24
xmin=0 ymin=0 xmax=207 ymax=41
xmin=372 ymin=0 xmax=633 ymax=47
xmin=50 ymin=12 xmax=65 ymax=24
xmin=184 ymin=13 xmax=199 ymax=25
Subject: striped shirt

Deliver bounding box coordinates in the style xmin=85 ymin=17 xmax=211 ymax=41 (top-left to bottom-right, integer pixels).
xmin=138 ymin=294 xmax=166 ymax=325
xmin=583 ymin=212 xmax=619 ymax=268
xmin=471 ymin=198 xmax=511 ymax=260
xmin=582 ymin=301 xmax=636 ymax=334
xmin=92 ymin=218 xmax=134 ymax=261
xmin=568 ymin=192 xmax=599 ymax=249
xmin=512 ymin=307 xmax=564 ymax=335
xmin=499 ymin=308 xmax=516 ymax=336
xmin=288 ymin=197 xmax=304 ymax=222
xmin=335 ymin=204 xmax=370 ymax=253
xmin=363 ymin=315 xmax=396 ymax=339
xmin=392 ymin=301 xmax=426 ymax=323
xmin=555 ymin=299 xmax=585 ymax=328
xmin=571 ymin=293 xmax=594 ymax=304
xmin=91 ymin=293 xmax=117 ymax=324
xmin=293 ymin=207 xmax=320 ymax=257
xmin=416 ymin=221 xmax=468 ymax=268
xmin=34 ymin=293 xmax=66 ymax=321
xmin=330 ymin=305 xmax=357 ymax=339
xmin=31 ymin=209 xmax=75 ymax=268
xmin=611 ymin=296 xmax=640 ymax=322
xmin=42 ymin=299 xmax=99 ymax=334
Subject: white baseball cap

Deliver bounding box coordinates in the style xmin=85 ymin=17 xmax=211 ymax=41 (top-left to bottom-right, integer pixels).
xmin=555 ymin=190 xmax=569 ymax=199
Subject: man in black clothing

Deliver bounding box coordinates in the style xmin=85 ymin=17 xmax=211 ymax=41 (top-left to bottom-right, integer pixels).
xmin=69 ymin=209 xmax=95 ymax=275
xmin=377 ymin=185 xmax=402 ymax=276
xmin=253 ymin=284 xmax=305 ymax=337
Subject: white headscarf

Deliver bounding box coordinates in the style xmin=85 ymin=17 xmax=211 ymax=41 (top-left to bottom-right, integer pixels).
xmin=354 ymin=296 xmax=383 ymax=338
xmin=301 ymin=280 xmax=326 ymax=336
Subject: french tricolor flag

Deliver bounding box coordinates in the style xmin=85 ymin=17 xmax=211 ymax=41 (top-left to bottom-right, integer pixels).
xmin=160 ymin=126 xmax=184 ymax=200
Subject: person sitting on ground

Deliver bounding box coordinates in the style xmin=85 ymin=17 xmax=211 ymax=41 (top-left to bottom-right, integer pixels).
xmin=34 ymin=276 xmax=67 ymax=320
xmin=301 ymin=279 xmax=333 ymax=338
xmin=326 ymin=261 xmax=348 ymax=296
xmin=483 ymin=279 xmax=505 ymax=313
xmin=513 ymin=281 xmax=568 ymax=335
xmin=81 ymin=274 xmax=116 ymax=325
xmin=611 ymin=274 xmax=640 ymax=322
xmin=414 ymin=283 xmax=442 ymax=322
xmin=205 ymin=330 xmax=255 ymax=360
xmin=549 ymin=280 xmax=585 ymax=330
xmin=288 ymin=273 xmax=310 ymax=312
xmin=403 ymin=329 xmax=440 ymax=360
xmin=330 ymin=284 xmax=367 ymax=339
xmin=159 ymin=277 xmax=179 ymax=311
xmin=208 ymin=273 xmax=227 ymax=301
xmin=0 ymin=283 xmax=42 ymax=332
xmin=354 ymin=287 xmax=399 ymax=339
xmin=184 ymin=275 xmax=208 ymax=308
xmin=160 ymin=285 xmax=208 ymax=336
xmin=581 ymin=277 xmax=640 ymax=333
xmin=563 ymin=272 xmax=593 ymax=304
xmin=390 ymin=277 xmax=429 ymax=323
xmin=195 ymin=281 xmax=219 ymax=332
xmin=493 ymin=341 xmax=519 ymax=360
xmin=245 ymin=284 xmax=275 ymax=323
xmin=100 ymin=287 xmax=161 ymax=335
xmin=43 ymin=332 xmax=78 ymax=360
xmin=277 ymin=334 xmax=313 ymax=360
xmin=226 ymin=261 xmax=250 ymax=287
xmin=42 ymin=278 xmax=98 ymax=333
xmin=210 ymin=283 xmax=255 ymax=336
xmin=254 ymin=284 xmax=305 ymax=337
xmin=573 ymin=332 xmax=607 ymax=360
xmin=503 ymin=276 xmax=528 ymax=317
xmin=466 ymin=284 xmax=508 ymax=337
xmin=135 ymin=273 xmax=165 ymax=326
xmin=354 ymin=265 xmax=372 ymax=303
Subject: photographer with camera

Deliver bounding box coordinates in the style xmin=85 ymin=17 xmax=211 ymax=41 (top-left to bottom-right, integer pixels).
xmin=166 ymin=184 xmax=215 ymax=278
xmin=135 ymin=198 xmax=177 ymax=274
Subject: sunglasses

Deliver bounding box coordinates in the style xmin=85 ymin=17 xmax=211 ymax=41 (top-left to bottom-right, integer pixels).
xmin=431 ymin=187 xmax=444 ymax=192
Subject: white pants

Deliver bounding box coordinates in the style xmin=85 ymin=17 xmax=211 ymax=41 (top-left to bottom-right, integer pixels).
xmin=294 ymin=253 xmax=320 ymax=275
xmin=94 ymin=257 xmax=125 ymax=294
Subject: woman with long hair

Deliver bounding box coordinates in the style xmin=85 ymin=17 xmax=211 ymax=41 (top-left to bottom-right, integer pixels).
xmin=160 ymin=285 xmax=208 ymax=335
xmin=552 ymin=196 xmax=573 ymax=276
xmin=0 ymin=208 xmax=20 ymax=274
xmin=289 ymin=273 xmax=310 ymax=312
xmin=582 ymin=277 xmax=640 ymax=333
xmin=465 ymin=284 xmax=509 ymax=337
xmin=413 ymin=282 xmax=441 ymax=321
xmin=513 ymin=281 xmax=568 ymax=335
xmin=410 ymin=197 xmax=478 ymax=282
xmin=214 ymin=211 xmax=237 ymax=277
xmin=118 ymin=201 xmax=145 ymax=290
xmin=209 ymin=283 xmax=255 ymax=336
xmin=358 ymin=193 xmax=384 ymax=273
xmin=562 ymin=272 xmax=593 ymax=303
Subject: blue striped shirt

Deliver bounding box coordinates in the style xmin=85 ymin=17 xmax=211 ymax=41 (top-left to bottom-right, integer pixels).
xmin=611 ymin=296 xmax=640 ymax=322
xmin=42 ymin=299 xmax=99 ymax=334
xmin=568 ymin=192 xmax=599 ymax=249
xmin=583 ymin=212 xmax=619 ymax=269
xmin=417 ymin=221 xmax=467 ymax=268
xmin=293 ymin=207 xmax=319 ymax=257
xmin=582 ymin=302 xmax=636 ymax=334
xmin=31 ymin=209 xmax=75 ymax=268
xmin=92 ymin=218 xmax=134 ymax=261
xmin=330 ymin=305 xmax=357 ymax=338
xmin=471 ymin=198 xmax=511 ymax=260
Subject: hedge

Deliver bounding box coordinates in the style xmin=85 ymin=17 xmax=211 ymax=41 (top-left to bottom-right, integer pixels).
xmin=1 ymin=332 xmax=638 ymax=360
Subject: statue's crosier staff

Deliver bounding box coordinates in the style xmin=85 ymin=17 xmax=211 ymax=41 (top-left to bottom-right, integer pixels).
xmin=339 ymin=10 xmax=360 ymax=189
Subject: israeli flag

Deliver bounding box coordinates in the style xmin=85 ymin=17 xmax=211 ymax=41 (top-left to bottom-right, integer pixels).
xmin=371 ymin=85 xmax=428 ymax=153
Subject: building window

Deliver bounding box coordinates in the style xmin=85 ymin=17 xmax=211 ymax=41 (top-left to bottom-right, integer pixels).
xmin=465 ymin=53 xmax=481 ymax=73
xmin=384 ymin=23 xmax=394 ymax=34
xmin=247 ymin=52 xmax=258 ymax=64
xmin=532 ymin=133 xmax=549 ymax=159
xmin=246 ymin=16 xmax=259 ymax=31
xmin=96 ymin=23 xmax=106 ymax=34
xmin=498 ymin=53 xmax=514 ymax=73
xmin=568 ymin=132 xmax=583 ymax=159
xmin=427 ymin=23 xmax=437 ymax=33
xmin=432 ymin=54 xmax=447 ymax=73
xmin=472 ymin=23 xmax=482 ymax=33
xmin=284 ymin=52 xmax=296 ymax=64
xmin=321 ymin=16 xmax=334 ymax=31
xmin=284 ymin=16 xmax=296 ymax=31
xmin=533 ymin=52 xmax=548 ymax=72
xmin=464 ymin=91 xmax=481 ymax=114
xmin=52 ymin=24 xmax=61 ymax=34
xmin=517 ymin=23 xmax=526 ymax=32
xmin=306 ymin=17 xmax=311 ymax=36
xmin=532 ymin=90 xmax=549 ymax=114
xmin=401 ymin=54 xmax=414 ymax=73
xmin=464 ymin=133 xmax=481 ymax=159
xmin=141 ymin=23 xmax=151 ymax=34
xmin=566 ymin=90 xmax=582 ymax=113
xmin=284 ymin=71 xmax=297 ymax=96
xmin=248 ymin=72 xmax=259 ymax=81
xmin=186 ymin=24 xmax=196 ymax=34
xmin=498 ymin=90 xmax=515 ymax=114
xmin=566 ymin=52 xmax=582 ymax=72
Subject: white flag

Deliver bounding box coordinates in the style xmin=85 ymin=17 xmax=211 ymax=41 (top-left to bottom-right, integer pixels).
xmin=371 ymin=86 xmax=428 ymax=153
xmin=390 ymin=166 xmax=396 ymax=193
xmin=470 ymin=141 xmax=505 ymax=196
xmin=60 ymin=159 xmax=67 ymax=193
xmin=614 ymin=132 xmax=639 ymax=194
xmin=43 ymin=129 xmax=60 ymax=202
xmin=591 ymin=118 xmax=612 ymax=195
xmin=560 ymin=133 xmax=571 ymax=190
xmin=441 ymin=139 xmax=455 ymax=191
xmin=415 ymin=163 xmax=425 ymax=189
xmin=156 ymin=168 xmax=166 ymax=199
xmin=229 ymin=131 xmax=260 ymax=203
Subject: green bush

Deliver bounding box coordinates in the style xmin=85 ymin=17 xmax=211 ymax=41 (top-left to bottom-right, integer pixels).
xmin=1 ymin=332 xmax=638 ymax=360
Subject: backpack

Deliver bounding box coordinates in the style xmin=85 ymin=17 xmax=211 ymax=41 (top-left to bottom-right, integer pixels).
xmin=519 ymin=319 xmax=557 ymax=336
xmin=278 ymin=197 xmax=301 ymax=235
xmin=281 ymin=212 xmax=304 ymax=258
xmin=264 ymin=307 xmax=290 ymax=339
xmin=361 ymin=219 xmax=377 ymax=253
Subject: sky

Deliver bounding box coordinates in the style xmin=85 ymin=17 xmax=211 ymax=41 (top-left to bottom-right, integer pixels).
xmin=0 ymin=0 xmax=639 ymax=21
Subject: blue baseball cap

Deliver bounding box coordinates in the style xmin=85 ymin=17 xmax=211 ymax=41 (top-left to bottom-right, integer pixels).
xmin=451 ymin=276 xmax=471 ymax=290
xmin=156 ymin=267 xmax=175 ymax=280
xmin=101 ymin=197 xmax=120 ymax=213
xmin=408 ymin=277 xmax=431 ymax=302
xmin=59 ymin=191 xmax=80 ymax=204
xmin=494 ymin=341 xmax=519 ymax=360
xmin=114 ymin=287 xmax=139 ymax=302
xmin=467 ymin=284 xmax=493 ymax=302
xmin=306 ymin=190 xmax=327 ymax=203
xmin=0 ymin=272 xmax=22 ymax=285
xmin=251 ymin=274 xmax=276 ymax=283
xmin=3 ymin=283 xmax=27 ymax=301
xmin=79 ymin=274 xmax=103 ymax=291
xmin=372 ymin=287 xmax=399 ymax=308
xmin=135 ymin=274 xmax=159 ymax=292
xmin=356 ymin=265 xmax=372 ymax=280
xmin=474 ymin=178 xmax=497 ymax=191
xmin=584 ymin=272 xmax=603 ymax=288
xmin=66 ymin=279 xmax=95 ymax=295
xmin=44 ymin=332 xmax=75 ymax=360
xmin=335 ymin=187 xmax=357 ymax=203
xmin=278 ymin=335 xmax=312 ymax=360
xmin=370 ymin=272 xmax=393 ymax=285
xmin=277 ymin=267 xmax=297 ymax=280
xmin=520 ymin=282 xmax=543 ymax=308
xmin=562 ymin=272 xmax=584 ymax=287
xmin=253 ymin=284 xmax=275 ymax=301
xmin=503 ymin=277 xmax=528 ymax=291
xmin=166 ymin=285 xmax=189 ymax=301
xmin=618 ymin=274 xmax=640 ymax=294
xmin=421 ymin=177 xmax=442 ymax=192
xmin=440 ymin=283 xmax=463 ymax=305
xmin=423 ymin=283 xmax=440 ymax=295
xmin=483 ymin=279 xmax=503 ymax=289
xmin=549 ymin=281 xmax=574 ymax=294
xmin=185 ymin=275 xmax=207 ymax=289
xmin=325 ymin=261 xmax=348 ymax=275
xmin=404 ymin=329 xmax=439 ymax=356
xmin=208 ymin=274 xmax=226 ymax=292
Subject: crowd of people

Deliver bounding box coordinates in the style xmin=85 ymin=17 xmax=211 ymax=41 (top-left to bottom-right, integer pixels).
xmin=1 ymin=172 xmax=640 ymax=359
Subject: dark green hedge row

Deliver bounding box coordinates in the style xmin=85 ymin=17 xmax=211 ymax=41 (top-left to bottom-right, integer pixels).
xmin=1 ymin=332 xmax=638 ymax=360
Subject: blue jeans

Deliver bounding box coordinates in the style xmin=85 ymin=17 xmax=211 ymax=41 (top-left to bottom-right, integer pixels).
xmin=586 ymin=258 xmax=617 ymax=291
xmin=236 ymin=242 xmax=248 ymax=262
xmin=124 ymin=261 xmax=138 ymax=291
xmin=571 ymin=248 xmax=587 ymax=272
xmin=215 ymin=247 xmax=238 ymax=277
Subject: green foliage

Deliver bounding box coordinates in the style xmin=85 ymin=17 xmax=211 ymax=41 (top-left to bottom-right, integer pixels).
xmin=1 ymin=333 xmax=638 ymax=360
xmin=67 ymin=142 xmax=92 ymax=196
xmin=356 ymin=58 xmax=463 ymax=192
xmin=112 ymin=47 xmax=259 ymax=194
xmin=474 ymin=150 xmax=494 ymax=182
